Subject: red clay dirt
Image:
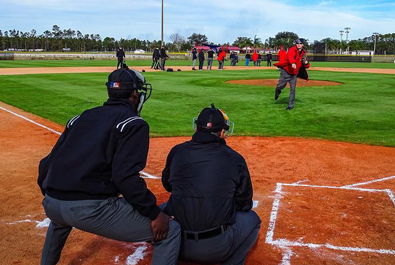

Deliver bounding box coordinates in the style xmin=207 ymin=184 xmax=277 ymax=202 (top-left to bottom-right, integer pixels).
xmin=1 ymin=101 xmax=395 ymax=265
xmin=226 ymin=79 xmax=342 ymax=87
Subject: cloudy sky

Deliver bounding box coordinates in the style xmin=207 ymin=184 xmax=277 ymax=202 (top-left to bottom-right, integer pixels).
xmin=1 ymin=0 xmax=394 ymax=44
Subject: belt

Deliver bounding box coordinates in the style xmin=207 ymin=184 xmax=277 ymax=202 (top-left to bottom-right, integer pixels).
xmin=183 ymin=225 xmax=228 ymax=241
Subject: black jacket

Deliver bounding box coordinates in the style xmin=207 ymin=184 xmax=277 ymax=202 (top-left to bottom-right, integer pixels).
xmin=116 ymin=49 xmax=125 ymax=58
xmin=207 ymin=50 xmax=214 ymax=59
xmin=37 ymin=98 xmax=161 ymax=220
xmin=245 ymin=53 xmax=251 ymax=59
xmin=162 ymin=131 xmax=253 ymax=231
xmin=198 ymin=51 xmax=205 ymax=62
xmin=266 ymin=53 xmax=273 ymax=61
xmin=153 ymin=49 xmax=160 ymax=60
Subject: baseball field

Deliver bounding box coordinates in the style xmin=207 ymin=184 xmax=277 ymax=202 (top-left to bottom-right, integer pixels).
xmin=0 ymin=60 xmax=395 ymax=265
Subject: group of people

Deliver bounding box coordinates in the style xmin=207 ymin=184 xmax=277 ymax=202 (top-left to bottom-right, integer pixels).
xmin=151 ymin=47 xmax=169 ymax=71
xmin=38 ymin=65 xmax=261 ymax=265
xmin=245 ymin=50 xmax=272 ymax=67
xmin=192 ymin=47 xmax=226 ymax=70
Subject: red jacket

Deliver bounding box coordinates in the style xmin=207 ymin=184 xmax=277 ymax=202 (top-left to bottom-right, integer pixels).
xmin=218 ymin=51 xmax=226 ymax=61
xmin=252 ymin=51 xmax=258 ymax=62
xmin=277 ymin=50 xmax=287 ymax=65
xmin=275 ymin=46 xmax=310 ymax=75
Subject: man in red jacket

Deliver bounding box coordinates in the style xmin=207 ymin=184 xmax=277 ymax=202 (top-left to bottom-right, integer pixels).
xmin=274 ymin=39 xmax=310 ymax=110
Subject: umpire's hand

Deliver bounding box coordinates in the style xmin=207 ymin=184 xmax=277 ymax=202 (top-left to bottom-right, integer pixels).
xmin=151 ymin=212 xmax=173 ymax=242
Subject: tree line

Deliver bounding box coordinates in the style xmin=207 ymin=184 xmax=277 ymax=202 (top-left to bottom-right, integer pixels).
xmin=0 ymin=25 xmax=394 ymax=54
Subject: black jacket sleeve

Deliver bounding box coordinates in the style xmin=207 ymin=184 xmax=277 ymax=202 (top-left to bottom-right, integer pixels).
xmin=37 ymin=126 xmax=69 ymax=196
xmin=235 ymin=160 xmax=253 ymax=211
xmin=112 ymin=121 xmax=161 ymax=220
xmin=161 ymin=146 xmax=178 ymax=192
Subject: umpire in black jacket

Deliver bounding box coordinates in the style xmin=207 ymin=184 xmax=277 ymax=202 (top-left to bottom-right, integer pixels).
xmin=162 ymin=104 xmax=261 ymax=265
xmin=38 ymin=68 xmax=181 ymax=265
xmin=116 ymin=47 xmax=125 ymax=69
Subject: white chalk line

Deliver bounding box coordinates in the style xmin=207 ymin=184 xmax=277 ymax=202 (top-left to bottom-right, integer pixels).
xmin=280 ymin=247 xmax=293 ymax=265
xmin=265 ymin=183 xmax=283 ymax=244
xmin=0 ymin=106 xmax=61 ymax=135
xmin=343 ymin=175 xmax=395 ymax=188
xmin=0 ymin=105 xmax=153 ymax=179
xmin=266 ymin=182 xmax=395 ymax=256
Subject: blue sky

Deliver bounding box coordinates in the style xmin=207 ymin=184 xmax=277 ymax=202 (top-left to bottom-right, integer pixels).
xmin=0 ymin=0 xmax=394 ymax=44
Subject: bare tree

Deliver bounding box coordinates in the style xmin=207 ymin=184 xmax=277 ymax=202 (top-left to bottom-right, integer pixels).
xmin=169 ymin=33 xmax=185 ymax=52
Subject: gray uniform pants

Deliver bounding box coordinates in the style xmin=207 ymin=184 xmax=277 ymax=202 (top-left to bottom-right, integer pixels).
xmin=40 ymin=195 xmax=181 ymax=265
xmin=275 ymin=68 xmax=298 ymax=108
xmin=192 ymin=59 xmax=196 ymax=69
xmin=207 ymin=58 xmax=213 ymax=70
xmin=180 ymin=210 xmax=261 ymax=265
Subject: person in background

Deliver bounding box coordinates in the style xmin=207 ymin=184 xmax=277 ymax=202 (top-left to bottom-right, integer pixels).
xmin=160 ymin=47 xmax=169 ymax=71
xmin=207 ymin=48 xmax=215 ymax=70
xmin=245 ymin=52 xmax=251 ymax=66
xmin=116 ymin=47 xmax=125 ymax=69
xmin=198 ymin=49 xmax=205 ymax=70
xmin=151 ymin=47 xmax=160 ymax=69
xmin=252 ymin=50 xmax=258 ymax=66
xmin=266 ymin=52 xmax=273 ymax=66
xmin=192 ymin=48 xmax=197 ymax=70
xmin=218 ymin=49 xmax=226 ymax=70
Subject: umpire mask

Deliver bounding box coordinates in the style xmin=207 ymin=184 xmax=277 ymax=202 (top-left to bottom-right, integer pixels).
xmin=106 ymin=68 xmax=152 ymax=115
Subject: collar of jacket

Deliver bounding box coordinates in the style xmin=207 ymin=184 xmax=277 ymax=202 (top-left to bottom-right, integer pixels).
xmin=104 ymin=98 xmax=136 ymax=110
xmin=192 ymin=131 xmax=226 ymax=144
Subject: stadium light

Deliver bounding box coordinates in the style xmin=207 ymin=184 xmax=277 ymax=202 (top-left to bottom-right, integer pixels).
xmin=339 ymin=30 xmax=344 ymax=54
xmin=344 ymin=27 xmax=351 ymax=53
xmin=373 ymin=32 xmax=379 ymax=55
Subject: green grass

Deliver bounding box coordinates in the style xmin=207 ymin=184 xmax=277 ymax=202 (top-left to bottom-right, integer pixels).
xmin=0 ymin=59 xmax=395 ymax=69
xmin=0 ymin=70 xmax=394 ymax=146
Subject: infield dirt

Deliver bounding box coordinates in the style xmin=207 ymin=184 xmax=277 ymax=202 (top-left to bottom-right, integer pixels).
xmin=1 ymin=101 xmax=395 ymax=265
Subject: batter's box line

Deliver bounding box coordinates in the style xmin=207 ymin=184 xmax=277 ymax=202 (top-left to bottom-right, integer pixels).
xmin=265 ymin=183 xmax=395 ymax=255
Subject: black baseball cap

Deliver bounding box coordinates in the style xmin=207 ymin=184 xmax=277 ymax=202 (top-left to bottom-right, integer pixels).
xmin=295 ymin=38 xmax=305 ymax=44
xmin=196 ymin=104 xmax=229 ymax=133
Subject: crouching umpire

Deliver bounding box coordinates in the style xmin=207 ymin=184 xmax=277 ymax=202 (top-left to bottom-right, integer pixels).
xmin=37 ymin=67 xmax=181 ymax=265
xmin=161 ymin=104 xmax=261 ymax=265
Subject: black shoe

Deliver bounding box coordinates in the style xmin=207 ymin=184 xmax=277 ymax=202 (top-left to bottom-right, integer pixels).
xmin=285 ymin=106 xmax=294 ymax=110
xmin=275 ymin=89 xmax=281 ymax=100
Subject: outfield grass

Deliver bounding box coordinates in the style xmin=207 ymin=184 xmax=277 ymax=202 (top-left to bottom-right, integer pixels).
xmin=0 ymin=59 xmax=395 ymax=69
xmin=0 ymin=69 xmax=394 ymax=146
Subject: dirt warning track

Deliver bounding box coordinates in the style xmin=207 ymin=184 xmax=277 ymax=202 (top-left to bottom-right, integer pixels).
xmin=1 ymin=101 xmax=395 ymax=265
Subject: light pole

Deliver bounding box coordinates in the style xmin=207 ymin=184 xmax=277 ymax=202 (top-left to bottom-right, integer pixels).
xmin=339 ymin=30 xmax=344 ymax=54
xmin=344 ymin=27 xmax=351 ymax=53
xmin=373 ymin=32 xmax=379 ymax=55
xmin=161 ymin=0 xmax=164 ymax=47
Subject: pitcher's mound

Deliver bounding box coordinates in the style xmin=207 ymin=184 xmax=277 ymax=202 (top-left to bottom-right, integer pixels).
xmin=226 ymin=79 xmax=342 ymax=87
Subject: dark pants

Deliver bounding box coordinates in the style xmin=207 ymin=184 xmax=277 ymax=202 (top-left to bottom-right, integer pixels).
xmin=161 ymin=58 xmax=166 ymax=70
xmin=267 ymin=60 xmax=272 ymax=66
xmin=40 ymin=195 xmax=181 ymax=265
xmin=180 ymin=211 xmax=261 ymax=265
xmin=218 ymin=60 xmax=224 ymax=69
xmin=117 ymin=57 xmax=123 ymax=69
xmin=275 ymin=68 xmax=298 ymax=108
xmin=199 ymin=60 xmax=204 ymax=70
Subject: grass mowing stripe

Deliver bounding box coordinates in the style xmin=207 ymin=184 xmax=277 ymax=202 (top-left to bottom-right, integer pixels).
xmin=0 ymin=70 xmax=394 ymax=146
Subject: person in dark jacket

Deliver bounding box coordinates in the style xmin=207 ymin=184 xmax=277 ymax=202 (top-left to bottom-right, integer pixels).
xmin=38 ymin=68 xmax=181 ymax=265
xmin=116 ymin=47 xmax=125 ymax=69
xmin=274 ymin=38 xmax=310 ymax=110
xmin=160 ymin=47 xmax=169 ymax=71
xmin=245 ymin=52 xmax=251 ymax=66
xmin=162 ymin=104 xmax=261 ymax=265
xmin=192 ymin=47 xmax=197 ymax=70
xmin=198 ymin=49 xmax=205 ymax=70
xmin=206 ymin=48 xmax=215 ymax=70
xmin=151 ymin=47 xmax=160 ymax=69
xmin=266 ymin=52 xmax=273 ymax=66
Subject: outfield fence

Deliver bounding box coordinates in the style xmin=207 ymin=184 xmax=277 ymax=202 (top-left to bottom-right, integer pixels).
xmin=2 ymin=52 xmax=395 ymax=63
